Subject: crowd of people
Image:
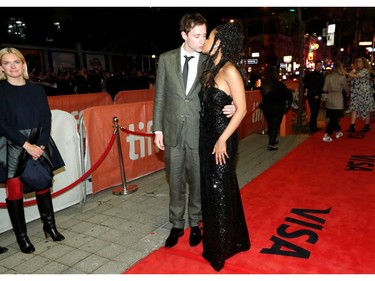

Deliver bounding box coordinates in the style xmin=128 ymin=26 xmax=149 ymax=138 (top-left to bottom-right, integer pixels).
xmin=303 ymin=58 xmax=375 ymax=142
xmin=29 ymin=67 xmax=156 ymax=99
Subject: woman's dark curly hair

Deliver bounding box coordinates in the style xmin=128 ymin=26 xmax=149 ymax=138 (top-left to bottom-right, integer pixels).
xmin=201 ymin=20 xmax=246 ymax=88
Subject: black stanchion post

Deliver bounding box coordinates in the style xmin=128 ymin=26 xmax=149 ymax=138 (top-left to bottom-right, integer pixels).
xmin=112 ymin=117 xmax=138 ymax=195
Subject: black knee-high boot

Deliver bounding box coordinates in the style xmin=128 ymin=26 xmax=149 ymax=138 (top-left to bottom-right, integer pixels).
xmin=6 ymin=198 xmax=35 ymax=253
xmin=0 ymin=246 xmax=8 ymax=254
xmin=36 ymin=190 xmax=65 ymax=241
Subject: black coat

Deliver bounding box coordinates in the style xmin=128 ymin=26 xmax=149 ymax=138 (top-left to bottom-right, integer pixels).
xmin=303 ymin=70 xmax=325 ymax=98
xmin=261 ymin=81 xmax=293 ymax=115
xmin=0 ymin=81 xmax=64 ymax=182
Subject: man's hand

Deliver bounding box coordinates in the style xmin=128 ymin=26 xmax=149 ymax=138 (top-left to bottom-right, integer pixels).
xmin=154 ymin=132 xmax=165 ymax=151
xmin=222 ymin=101 xmax=236 ymax=118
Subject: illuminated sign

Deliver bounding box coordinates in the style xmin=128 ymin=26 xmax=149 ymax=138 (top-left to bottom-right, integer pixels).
xmin=327 ymin=33 xmax=335 ymax=46
xmin=327 ymin=24 xmax=336 ymax=33
xmin=247 ymin=59 xmax=259 ymax=64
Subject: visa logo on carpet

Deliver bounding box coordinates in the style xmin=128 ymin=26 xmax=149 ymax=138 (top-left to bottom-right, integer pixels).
xmin=345 ymin=155 xmax=375 ymax=171
xmin=260 ymin=208 xmax=331 ymax=259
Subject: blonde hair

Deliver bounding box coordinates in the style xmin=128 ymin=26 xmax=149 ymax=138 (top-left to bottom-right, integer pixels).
xmin=354 ymin=57 xmax=371 ymax=71
xmin=333 ymin=62 xmax=346 ymax=76
xmin=0 ymin=47 xmax=29 ymax=80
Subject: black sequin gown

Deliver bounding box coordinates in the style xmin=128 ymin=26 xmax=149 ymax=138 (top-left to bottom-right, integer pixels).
xmin=199 ymin=87 xmax=250 ymax=271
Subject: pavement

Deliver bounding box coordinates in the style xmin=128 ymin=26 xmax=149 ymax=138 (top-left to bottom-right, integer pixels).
xmin=0 ymin=112 xmax=313 ymax=274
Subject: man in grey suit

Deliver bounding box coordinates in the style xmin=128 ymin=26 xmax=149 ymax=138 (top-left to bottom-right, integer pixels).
xmin=153 ymin=13 xmax=234 ymax=248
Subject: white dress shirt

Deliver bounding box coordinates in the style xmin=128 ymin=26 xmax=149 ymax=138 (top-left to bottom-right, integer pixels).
xmin=181 ymin=44 xmax=200 ymax=94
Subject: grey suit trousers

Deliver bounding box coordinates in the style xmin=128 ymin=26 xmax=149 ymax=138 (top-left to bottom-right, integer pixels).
xmin=164 ymin=123 xmax=201 ymax=229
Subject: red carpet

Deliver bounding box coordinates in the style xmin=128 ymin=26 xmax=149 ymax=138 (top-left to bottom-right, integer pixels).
xmin=125 ymin=117 xmax=375 ymax=274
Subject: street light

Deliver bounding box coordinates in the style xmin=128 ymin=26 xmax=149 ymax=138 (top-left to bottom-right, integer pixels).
xmin=359 ymin=35 xmax=374 ymax=63
xmin=359 ymin=41 xmax=372 ymax=46
xmin=283 ymin=56 xmax=292 ymax=77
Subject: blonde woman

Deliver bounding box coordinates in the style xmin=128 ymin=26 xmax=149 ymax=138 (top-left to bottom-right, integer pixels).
xmin=347 ymin=57 xmax=375 ymax=132
xmin=321 ymin=62 xmax=350 ymax=142
xmin=0 ymin=47 xmax=65 ymax=253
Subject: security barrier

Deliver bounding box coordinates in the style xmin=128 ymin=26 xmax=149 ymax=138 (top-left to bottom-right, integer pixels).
xmin=47 ymin=92 xmax=113 ymax=127
xmin=82 ymin=102 xmax=163 ymax=194
xmin=114 ymin=89 xmax=154 ymax=103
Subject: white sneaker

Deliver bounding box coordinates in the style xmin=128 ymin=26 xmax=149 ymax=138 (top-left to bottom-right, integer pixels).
xmin=336 ymin=132 xmax=344 ymax=139
xmin=322 ymin=136 xmax=333 ymax=142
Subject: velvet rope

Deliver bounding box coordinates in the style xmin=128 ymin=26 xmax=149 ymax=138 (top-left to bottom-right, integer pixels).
xmin=121 ymin=127 xmax=154 ymax=137
xmin=0 ymin=133 xmax=117 ymax=208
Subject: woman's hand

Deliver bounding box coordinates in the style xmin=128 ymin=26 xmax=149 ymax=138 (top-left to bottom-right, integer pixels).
xmin=213 ymin=139 xmax=228 ymax=165
xmin=22 ymin=141 xmax=44 ymax=160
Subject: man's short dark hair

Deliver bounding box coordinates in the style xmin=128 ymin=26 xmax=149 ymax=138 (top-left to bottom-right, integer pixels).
xmin=180 ymin=13 xmax=207 ymax=34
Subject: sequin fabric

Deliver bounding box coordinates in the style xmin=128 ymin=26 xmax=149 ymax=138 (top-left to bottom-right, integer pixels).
xmin=199 ymin=87 xmax=250 ymax=271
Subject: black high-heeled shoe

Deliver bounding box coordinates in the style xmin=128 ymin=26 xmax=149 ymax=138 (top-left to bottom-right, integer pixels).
xmin=361 ymin=124 xmax=370 ymax=132
xmin=347 ymin=124 xmax=355 ymax=132
xmin=0 ymin=246 xmax=8 ymax=254
xmin=16 ymin=234 xmax=35 ymax=253
xmin=36 ymin=191 xmax=65 ymax=242
xmin=268 ymin=145 xmax=278 ymax=151
xmin=43 ymin=224 xmax=65 ymax=241
xmin=6 ymin=198 xmax=35 ymax=254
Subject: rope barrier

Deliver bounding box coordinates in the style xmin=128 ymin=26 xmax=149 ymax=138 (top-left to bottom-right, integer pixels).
xmin=120 ymin=127 xmax=154 ymax=137
xmin=0 ymin=133 xmax=116 ymax=208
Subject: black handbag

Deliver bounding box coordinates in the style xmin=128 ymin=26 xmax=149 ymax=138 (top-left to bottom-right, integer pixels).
xmin=20 ymin=155 xmax=54 ymax=191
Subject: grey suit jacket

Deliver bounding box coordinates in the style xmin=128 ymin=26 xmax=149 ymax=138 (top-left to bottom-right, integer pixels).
xmin=153 ymin=47 xmax=206 ymax=149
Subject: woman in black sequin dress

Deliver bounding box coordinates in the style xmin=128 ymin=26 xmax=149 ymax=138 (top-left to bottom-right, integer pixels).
xmin=199 ymin=21 xmax=250 ymax=271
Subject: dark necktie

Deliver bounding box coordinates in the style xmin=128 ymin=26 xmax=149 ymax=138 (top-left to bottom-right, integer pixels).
xmin=182 ymin=55 xmax=194 ymax=89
